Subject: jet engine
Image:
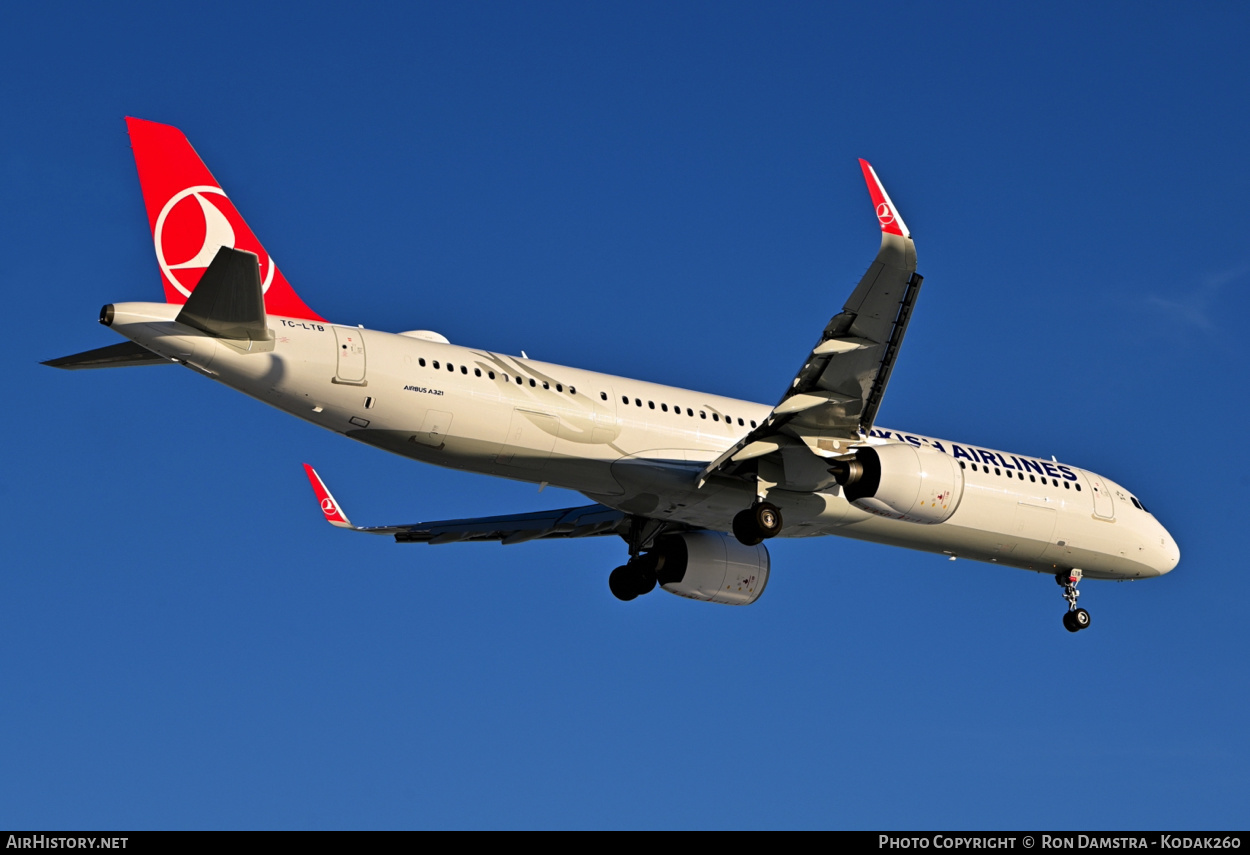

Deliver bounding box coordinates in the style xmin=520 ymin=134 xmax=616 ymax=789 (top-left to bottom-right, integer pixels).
xmin=647 ymin=531 xmax=770 ymax=605
xmin=828 ymin=443 xmax=965 ymax=524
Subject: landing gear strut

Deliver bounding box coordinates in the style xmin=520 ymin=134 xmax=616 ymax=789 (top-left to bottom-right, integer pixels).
xmin=1057 ymin=569 xmax=1091 ymax=632
xmin=732 ymin=502 xmax=783 ymax=547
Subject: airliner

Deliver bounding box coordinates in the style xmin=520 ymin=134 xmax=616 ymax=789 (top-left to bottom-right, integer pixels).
xmin=46 ymin=118 xmax=1179 ymax=631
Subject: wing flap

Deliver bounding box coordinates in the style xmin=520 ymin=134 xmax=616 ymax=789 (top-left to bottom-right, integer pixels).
xmin=392 ymin=505 xmax=627 ymax=544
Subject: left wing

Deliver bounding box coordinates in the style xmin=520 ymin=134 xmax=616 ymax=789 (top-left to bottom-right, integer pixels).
xmin=699 ymin=160 xmax=921 ymax=487
xmin=303 ymin=464 xmax=628 ymax=544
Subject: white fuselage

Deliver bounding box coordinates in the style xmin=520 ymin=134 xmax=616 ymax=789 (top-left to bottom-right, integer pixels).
xmin=107 ymin=302 xmax=1180 ymax=582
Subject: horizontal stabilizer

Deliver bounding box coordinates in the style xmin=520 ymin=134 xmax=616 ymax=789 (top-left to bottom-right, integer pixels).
xmin=175 ymin=247 xmax=272 ymax=341
xmin=42 ymin=341 xmax=174 ymax=370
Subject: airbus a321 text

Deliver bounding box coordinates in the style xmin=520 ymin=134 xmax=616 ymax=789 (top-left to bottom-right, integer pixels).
xmin=47 ymin=118 xmax=1179 ymax=632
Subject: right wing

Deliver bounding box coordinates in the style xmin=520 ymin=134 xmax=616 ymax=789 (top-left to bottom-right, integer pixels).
xmin=698 ymin=160 xmax=921 ymax=487
xmin=303 ymin=464 xmax=628 ymax=545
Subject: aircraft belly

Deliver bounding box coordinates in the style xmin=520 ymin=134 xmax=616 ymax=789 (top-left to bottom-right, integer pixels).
xmin=809 ymin=484 xmax=1150 ymax=579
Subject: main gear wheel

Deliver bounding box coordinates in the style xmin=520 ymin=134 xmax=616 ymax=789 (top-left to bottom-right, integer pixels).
xmin=732 ymin=502 xmax=783 ymax=546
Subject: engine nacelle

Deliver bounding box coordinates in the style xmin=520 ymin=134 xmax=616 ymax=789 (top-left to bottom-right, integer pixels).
xmin=650 ymin=531 xmax=770 ymax=606
xmin=829 ymin=443 xmax=965 ymax=524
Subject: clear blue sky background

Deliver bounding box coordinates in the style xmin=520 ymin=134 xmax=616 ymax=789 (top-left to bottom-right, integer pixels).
xmin=2 ymin=1 xmax=1247 ymax=830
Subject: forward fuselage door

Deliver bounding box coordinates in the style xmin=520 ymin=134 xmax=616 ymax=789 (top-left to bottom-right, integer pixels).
xmin=1082 ymin=470 xmax=1115 ymax=520
xmin=333 ymin=326 xmax=367 ymax=385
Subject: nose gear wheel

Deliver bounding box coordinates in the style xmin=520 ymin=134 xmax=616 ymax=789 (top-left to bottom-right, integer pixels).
xmin=1056 ymin=569 xmax=1091 ymax=632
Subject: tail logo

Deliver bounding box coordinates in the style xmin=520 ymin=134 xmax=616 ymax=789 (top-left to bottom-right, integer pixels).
xmin=320 ymin=497 xmax=338 ymax=517
xmin=875 ymin=202 xmax=896 ymax=227
xmin=154 ymin=185 xmax=277 ymax=298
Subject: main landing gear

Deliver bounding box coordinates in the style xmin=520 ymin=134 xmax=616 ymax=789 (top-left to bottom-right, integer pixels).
xmin=610 ymin=517 xmax=671 ymax=602
xmin=1057 ymin=569 xmax=1091 ymax=633
xmin=732 ymin=502 xmax=783 ymax=547
xmin=609 ymin=553 xmax=659 ymax=602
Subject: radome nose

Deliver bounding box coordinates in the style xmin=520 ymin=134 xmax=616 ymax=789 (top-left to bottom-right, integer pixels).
xmin=1156 ymin=528 xmax=1180 ymax=576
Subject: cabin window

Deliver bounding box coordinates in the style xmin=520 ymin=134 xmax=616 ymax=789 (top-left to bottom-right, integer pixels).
xmin=959 ymin=461 xmax=966 ymax=469
xmin=489 ymin=371 xmax=496 ymax=379
xmin=556 ymin=384 xmax=562 ymax=393
xmin=635 ymin=398 xmax=641 ymax=407
xmin=1052 ymin=478 xmax=1059 ymax=486
xmin=1029 ymin=475 xmax=1036 ymax=482
xmin=648 ymin=401 xmax=655 ymax=409
xmin=738 ymin=418 xmax=744 ymax=426
xmin=461 ymin=365 xmax=468 ymax=374
xmin=542 ymin=381 xmax=549 ymax=389
xmin=688 ymin=408 xmax=694 ymax=417
xmin=622 ymin=396 xmax=629 ymax=404
xmin=712 ymin=413 xmax=720 ymax=422
xmin=994 ymin=467 xmax=1000 ymax=476
xmin=661 ymin=403 xmax=668 ymax=412
xmin=971 ymin=463 xmax=978 ymax=472
xmin=530 ymin=379 xmax=536 ymax=387
xmin=433 ymin=361 xmax=440 ymax=369
xmin=699 ymin=411 xmax=706 ymax=419
xmin=569 ymin=386 xmax=576 ymax=395
xmin=601 ymin=392 xmax=607 ymax=401
xmin=1075 ymin=484 xmax=1081 ymax=491
xmin=474 ymin=368 xmax=481 ymax=377
xmin=517 ymin=376 xmax=523 ymax=385
xmin=1064 ymin=481 xmax=1070 ymax=489
xmin=750 ymin=420 xmax=757 ymax=427
xmin=419 ymin=358 xmax=426 ymax=367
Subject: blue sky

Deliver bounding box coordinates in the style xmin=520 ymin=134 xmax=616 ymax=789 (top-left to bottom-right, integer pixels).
xmin=3 ymin=1 xmax=1248 ymax=829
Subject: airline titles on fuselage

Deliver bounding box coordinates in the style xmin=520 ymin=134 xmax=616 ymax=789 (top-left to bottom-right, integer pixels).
xmin=867 ymin=428 xmax=1078 ymax=482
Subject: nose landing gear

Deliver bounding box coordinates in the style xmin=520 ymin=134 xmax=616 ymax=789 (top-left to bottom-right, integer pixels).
xmin=1057 ymin=569 xmax=1091 ymax=632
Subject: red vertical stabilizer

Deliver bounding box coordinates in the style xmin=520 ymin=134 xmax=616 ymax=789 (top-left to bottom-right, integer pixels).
xmin=126 ymin=117 xmax=323 ymax=321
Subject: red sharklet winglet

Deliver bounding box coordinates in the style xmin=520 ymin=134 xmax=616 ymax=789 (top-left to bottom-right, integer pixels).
xmin=303 ymin=463 xmax=354 ymax=528
xmin=126 ymin=117 xmax=324 ymax=321
xmin=858 ymin=159 xmax=910 ymax=239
